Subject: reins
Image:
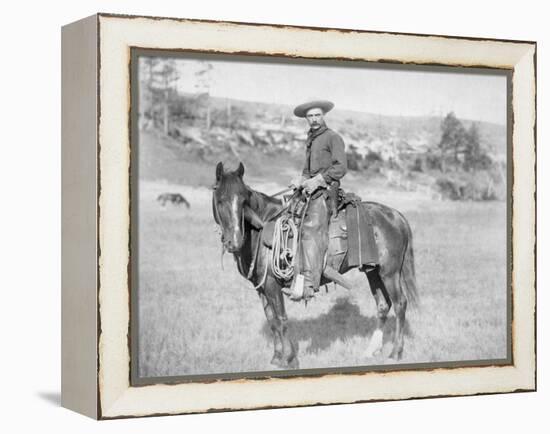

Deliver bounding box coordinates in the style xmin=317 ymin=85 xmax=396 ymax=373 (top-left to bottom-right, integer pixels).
xmin=268 ymin=187 xmax=293 ymax=198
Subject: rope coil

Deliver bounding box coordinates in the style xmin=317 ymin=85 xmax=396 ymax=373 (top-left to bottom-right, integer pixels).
xmin=270 ymin=215 xmax=299 ymax=281
xmin=233 ymin=191 xmax=309 ymax=292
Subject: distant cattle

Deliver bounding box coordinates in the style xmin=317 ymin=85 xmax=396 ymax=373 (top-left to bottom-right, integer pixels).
xmin=157 ymin=193 xmax=190 ymax=208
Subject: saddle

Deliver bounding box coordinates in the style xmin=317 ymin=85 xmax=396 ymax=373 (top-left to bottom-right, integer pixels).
xmin=262 ymin=188 xmax=379 ymax=274
xmin=327 ymin=202 xmax=379 ymax=273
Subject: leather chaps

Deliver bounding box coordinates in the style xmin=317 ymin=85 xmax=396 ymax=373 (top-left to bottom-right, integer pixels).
xmin=299 ymin=192 xmax=330 ymax=293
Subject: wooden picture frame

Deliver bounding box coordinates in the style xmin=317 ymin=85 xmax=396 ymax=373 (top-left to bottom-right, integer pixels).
xmin=61 ymin=13 xmax=536 ymax=419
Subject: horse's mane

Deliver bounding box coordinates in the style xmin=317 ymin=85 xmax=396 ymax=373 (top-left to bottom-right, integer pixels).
xmin=248 ymin=187 xmax=283 ymax=220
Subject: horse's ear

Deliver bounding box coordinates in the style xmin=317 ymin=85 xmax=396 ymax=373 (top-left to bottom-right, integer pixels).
xmin=216 ymin=162 xmax=224 ymax=181
xmin=236 ymin=162 xmax=245 ymax=178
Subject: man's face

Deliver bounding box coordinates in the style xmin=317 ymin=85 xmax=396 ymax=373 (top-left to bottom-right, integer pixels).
xmin=305 ymin=107 xmax=325 ymax=130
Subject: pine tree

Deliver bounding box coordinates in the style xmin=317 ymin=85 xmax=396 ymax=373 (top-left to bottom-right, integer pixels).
xmin=194 ymin=61 xmax=213 ymax=130
xmin=464 ymin=122 xmax=492 ymax=171
xmin=464 ymin=123 xmax=481 ymax=171
xmin=138 ymin=58 xmax=179 ymax=135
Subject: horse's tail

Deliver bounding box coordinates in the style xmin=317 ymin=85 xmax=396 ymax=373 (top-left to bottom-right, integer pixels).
xmin=401 ymin=220 xmax=420 ymax=309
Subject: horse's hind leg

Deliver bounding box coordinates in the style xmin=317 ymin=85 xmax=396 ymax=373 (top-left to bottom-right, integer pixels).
xmin=387 ymin=273 xmax=407 ymax=360
xmin=364 ymin=268 xmax=391 ymax=358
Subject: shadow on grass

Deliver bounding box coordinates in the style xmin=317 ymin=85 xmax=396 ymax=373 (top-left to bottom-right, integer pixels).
xmin=262 ymin=297 xmax=411 ymax=354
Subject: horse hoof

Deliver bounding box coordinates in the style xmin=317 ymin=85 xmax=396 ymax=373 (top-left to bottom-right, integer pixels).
xmin=367 ymin=348 xmax=382 ymax=358
xmin=365 ymin=349 xmax=382 ymax=358
xmin=365 ymin=329 xmax=383 ymax=358
xmin=271 ymin=354 xmax=284 ymax=367
xmin=388 ymin=348 xmax=403 ymax=361
xmin=287 ymin=357 xmax=300 ymax=369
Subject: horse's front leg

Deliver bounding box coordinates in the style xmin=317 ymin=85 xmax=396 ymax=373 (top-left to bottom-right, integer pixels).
xmin=261 ymin=276 xmax=299 ymax=369
xmin=259 ymin=291 xmax=283 ymax=366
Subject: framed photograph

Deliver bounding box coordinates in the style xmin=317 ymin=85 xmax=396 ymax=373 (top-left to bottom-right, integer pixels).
xmin=61 ymin=13 xmax=536 ymax=419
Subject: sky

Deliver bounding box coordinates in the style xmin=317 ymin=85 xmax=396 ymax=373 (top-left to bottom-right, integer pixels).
xmin=163 ymin=56 xmax=508 ymax=125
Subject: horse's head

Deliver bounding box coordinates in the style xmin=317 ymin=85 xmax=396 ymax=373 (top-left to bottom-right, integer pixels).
xmin=212 ymin=162 xmax=263 ymax=253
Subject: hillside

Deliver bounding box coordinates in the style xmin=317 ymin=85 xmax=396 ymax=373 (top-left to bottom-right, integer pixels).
xmin=138 ymin=95 xmax=507 ymax=200
xmin=204 ymin=96 xmax=507 ymax=161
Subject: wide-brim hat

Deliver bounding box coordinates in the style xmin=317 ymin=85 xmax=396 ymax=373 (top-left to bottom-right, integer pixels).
xmin=293 ymin=100 xmax=335 ymax=118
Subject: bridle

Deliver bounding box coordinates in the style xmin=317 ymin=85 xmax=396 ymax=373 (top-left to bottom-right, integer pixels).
xmin=212 ymin=187 xmax=265 ymax=285
xmin=212 ymin=185 xmax=308 ymax=291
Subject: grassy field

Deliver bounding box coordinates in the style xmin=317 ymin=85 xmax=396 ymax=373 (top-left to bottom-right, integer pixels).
xmin=135 ymin=177 xmax=508 ymax=378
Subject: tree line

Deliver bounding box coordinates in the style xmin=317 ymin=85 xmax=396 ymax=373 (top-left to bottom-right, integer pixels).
xmin=139 ymin=58 xmax=215 ymax=134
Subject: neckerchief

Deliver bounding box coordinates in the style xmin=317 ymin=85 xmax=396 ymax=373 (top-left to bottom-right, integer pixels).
xmin=305 ymin=124 xmax=328 ymax=176
xmin=306 ymin=124 xmax=328 ymax=147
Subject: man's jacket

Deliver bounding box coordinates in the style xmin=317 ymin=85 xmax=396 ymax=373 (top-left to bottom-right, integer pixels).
xmin=301 ymin=125 xmax=347 ymax=183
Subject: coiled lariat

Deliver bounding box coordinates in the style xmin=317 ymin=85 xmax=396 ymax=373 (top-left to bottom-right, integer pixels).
xmin=215 ymin=189 xmax=309 ymax=292
xmin=270 ymin=215 xmax=299 ymax=281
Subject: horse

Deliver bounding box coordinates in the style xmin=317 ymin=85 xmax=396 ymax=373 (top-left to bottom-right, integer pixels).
xmin=212 ymin=161 xmax=419 ymax=369
xmin=157 ymin=192 xmax=191 ymax=208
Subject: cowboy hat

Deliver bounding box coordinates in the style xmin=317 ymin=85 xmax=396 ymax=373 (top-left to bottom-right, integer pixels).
xmin=293 ymin=100 xmax=335 ymax=118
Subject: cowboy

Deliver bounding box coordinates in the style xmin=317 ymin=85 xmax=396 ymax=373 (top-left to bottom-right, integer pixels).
xmin=290 ymin=100 xmax=347 ymax=300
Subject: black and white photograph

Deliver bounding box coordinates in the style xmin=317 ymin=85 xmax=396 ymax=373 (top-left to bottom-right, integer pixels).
xmin=3 ymin=0 xmax=544 ymax=429
xmin=132 ymin=52 xmax=510 ymax=381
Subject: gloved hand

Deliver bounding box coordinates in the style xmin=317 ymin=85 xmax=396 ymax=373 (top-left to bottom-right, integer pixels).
xmin=302 ymin=174 xmax=327 ymax=195
xmin=289 ymin=175 xmax=306 ymax=189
